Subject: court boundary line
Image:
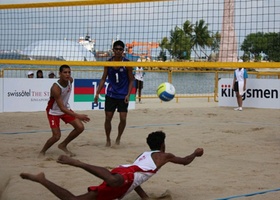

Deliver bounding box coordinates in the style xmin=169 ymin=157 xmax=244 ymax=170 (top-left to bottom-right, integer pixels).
xmin=1 ymin=120 xmax=279 ymax=135
xmin=216 ymin=187 xmax=280 ymax=200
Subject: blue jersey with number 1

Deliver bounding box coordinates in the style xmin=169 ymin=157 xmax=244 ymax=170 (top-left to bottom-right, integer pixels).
xmin=106 ymin=57 xmax=130 ymax=99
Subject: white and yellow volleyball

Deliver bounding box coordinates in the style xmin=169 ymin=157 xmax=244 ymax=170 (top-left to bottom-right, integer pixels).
xmin=156 ymin=82 xmax=176 ymax=102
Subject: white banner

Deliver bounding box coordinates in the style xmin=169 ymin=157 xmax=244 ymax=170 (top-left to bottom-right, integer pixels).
xmin=3 ymin=78 xmax=55 ymax=112
xmin=218 ymin=78 xmax=280 ymax=109
xmin=1 ymin=78 xmax=135 ymax=113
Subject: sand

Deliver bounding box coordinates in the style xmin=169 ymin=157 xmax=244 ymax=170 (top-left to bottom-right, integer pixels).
xmin=0 ymin=98 xmax=279 ymax=200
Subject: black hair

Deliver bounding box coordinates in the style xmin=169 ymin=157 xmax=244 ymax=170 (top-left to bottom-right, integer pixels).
xmin=59 ymin=65 xmax=70 ymax=72
xmin=36 ymin=70 xmax=43 ymax=78
xmin=146 ymin=131 xmax=166 ymax=150
xmin=113 ymin=40 xmax=125 ymax=49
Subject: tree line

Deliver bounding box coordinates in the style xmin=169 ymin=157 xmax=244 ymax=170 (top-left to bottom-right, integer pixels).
xmin=158 ymin=19 xmax=280 ymax=62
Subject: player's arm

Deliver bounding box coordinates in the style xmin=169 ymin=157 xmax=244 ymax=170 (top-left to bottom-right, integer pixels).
xmin=134 ymin=185 xmax=149 ymax=199
xmin=233 ymin=71 xmax=237 ymax=86
xmin=125 ymin=67 xmax=134 ymax=103
xmin=243 ymin=70 xmax=247 ymax=90
xmin=166 ymin=148 xmax=204 ymax=166
xmin=94 ymin=67 xmax=108 ymax=104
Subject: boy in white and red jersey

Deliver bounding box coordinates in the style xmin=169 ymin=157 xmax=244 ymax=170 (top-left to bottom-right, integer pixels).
xmin=21 ymin=131 xmax=204 ymax=200
xmin=39 ymin=65 xmax=90 ymax=157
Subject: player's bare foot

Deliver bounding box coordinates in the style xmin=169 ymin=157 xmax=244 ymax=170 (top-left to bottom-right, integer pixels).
xmin=115 ymin=139 xmax=120 ymax=145
xmin=57 ymin=155 xmax=77 ymax=165
xmin=20 ymin=172 xmax=45 ymax=183
xmin=68 ymin=151 xmax=76 ymax=157
xmin=58 ymin=144 xmax=76 ymax=157
xmin=38 ymin=151 xmax=45 ymax=158
xmin=105 ymin=139 xmax=111 ymax=147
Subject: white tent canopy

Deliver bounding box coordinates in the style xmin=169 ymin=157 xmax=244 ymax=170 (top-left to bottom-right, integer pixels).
xmin=22 ymin=40 xmax=96 ymax=61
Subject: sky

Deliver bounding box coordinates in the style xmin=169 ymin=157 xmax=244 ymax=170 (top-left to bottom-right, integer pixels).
xmin=1 ymin=0 xmax=279 ymax=58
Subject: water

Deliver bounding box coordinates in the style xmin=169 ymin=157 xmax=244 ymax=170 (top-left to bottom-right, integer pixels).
xmin=143 ymin=71 xmax=216 ymax=95
xmin=0 ymin=52 xmax=217 ymax=95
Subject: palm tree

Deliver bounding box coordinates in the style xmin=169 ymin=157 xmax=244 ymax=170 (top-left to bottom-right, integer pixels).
xmin=208 ymin=31 xmax=221 ymax=61
xmin=169 ymin=26 xmax=190 ymax=60
xmin=192 ymin=19 xmax=212 ymax=58
xmin=183 ymin=19 xmax=212 ymax=59
xmin=183 ymin=20 xmax=199 ymax=58
xmin=211 ymin=31 xmax=221 ymax=53
xmin=183 ymin=20 xmax=193 ymax=37
xmin=159 ymin=37 xmax=169 ymax=61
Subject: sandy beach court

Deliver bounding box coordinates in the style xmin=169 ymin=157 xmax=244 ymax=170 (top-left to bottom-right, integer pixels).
xmin=0 ymin=98 xmax=279 ymax=200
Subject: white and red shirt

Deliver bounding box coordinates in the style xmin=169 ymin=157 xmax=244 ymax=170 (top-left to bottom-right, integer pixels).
xmin=47 ymin=80 xmax=72 ymax=116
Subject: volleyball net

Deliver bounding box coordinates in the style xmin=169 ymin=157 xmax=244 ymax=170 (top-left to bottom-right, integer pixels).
xmin=0 ymin=0 xmax=280 ymax=69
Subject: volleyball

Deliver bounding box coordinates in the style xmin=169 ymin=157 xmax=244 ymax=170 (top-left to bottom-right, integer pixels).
xmin=156 ymin=82 xmax=176 ymax=102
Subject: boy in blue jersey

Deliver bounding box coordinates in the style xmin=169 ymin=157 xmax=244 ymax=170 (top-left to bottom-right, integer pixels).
xmin=94 ymin=40 xmax=134 ymax=147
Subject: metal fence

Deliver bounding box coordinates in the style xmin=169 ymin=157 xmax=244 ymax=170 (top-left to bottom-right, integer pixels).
xmin=1 ymin=67 xmax=279 ymax=103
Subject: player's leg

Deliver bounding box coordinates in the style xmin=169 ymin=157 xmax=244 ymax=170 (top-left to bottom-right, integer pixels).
xmin=39 ymin=128 xmax=61 ymax=157
xmin=116 ymin=99 xmax=129 ymax=145
xmin=137 ymin=80 xmax=141 ymax=102
xmin=57 ymin=155 xmax=124 ymax=187
xmin=104 ymin=96 xmax=118 ymax=147
xmin=233 ymin=82 xmax=241 ymax=110
xmin=116 ymin=111 xmax=127 ymax=145
xmin=237 ymin=81 xmax=244 ymax=110
xmin=104 ymin=111 xmax=114 ymax=147
xmin=135 ymin=79 xmax=139 ymax=100
xmin=138 ymin=80 xmax=143 ymax=102
xmin=237 ymin=93 xmax=243 ymax=109
xmin=39 ymin=115 xmax=62 ymax=157
xmin=20 ymin=172 xmax=97 ymax=200
xmin=138 ymin=87 xmax=141 ymax=102
xmin=58 ymin=118 xmax=84 ymax=156
xmin=138 ymin=90 xmax=142 ymax=102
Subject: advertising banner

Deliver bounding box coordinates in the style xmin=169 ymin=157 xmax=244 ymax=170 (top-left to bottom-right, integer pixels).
xmin=72 ymin=79 xmax=136 ymax=111
xmin=218 ymin=78 xmax=280 ymax=109
xmin=2 ymin=78 xmax=136 ymax=112
xmin=3 ymin=78 xmax=54 ymax=112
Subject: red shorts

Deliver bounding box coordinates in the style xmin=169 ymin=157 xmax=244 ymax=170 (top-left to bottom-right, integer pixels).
xmin=88 ymin=166 xmax=141 ymax=200
xmin=46 ymin=110 xmax=75 ymax=129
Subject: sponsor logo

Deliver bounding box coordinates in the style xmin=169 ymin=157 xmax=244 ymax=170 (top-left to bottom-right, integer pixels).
xmin=220 ymin=85 xmax=279 ymax=100
xmin=7 ymin=89 xmax=31 ymax=97
xmin=7 ymin=90 xmax=50 ymax=98
xmin=74 ymin=79 xmax=98 ymax=102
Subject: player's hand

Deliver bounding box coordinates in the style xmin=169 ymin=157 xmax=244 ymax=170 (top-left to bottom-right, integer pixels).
xmin=94 ymin=95 xmax=99 ymax=104
xmin=124 ymin=95 xmax=129 ymax=103
xmin=194 ymin=148 xmax=204 ymax=157
xmin=78 ymin=114 xmax=90 ymax=123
